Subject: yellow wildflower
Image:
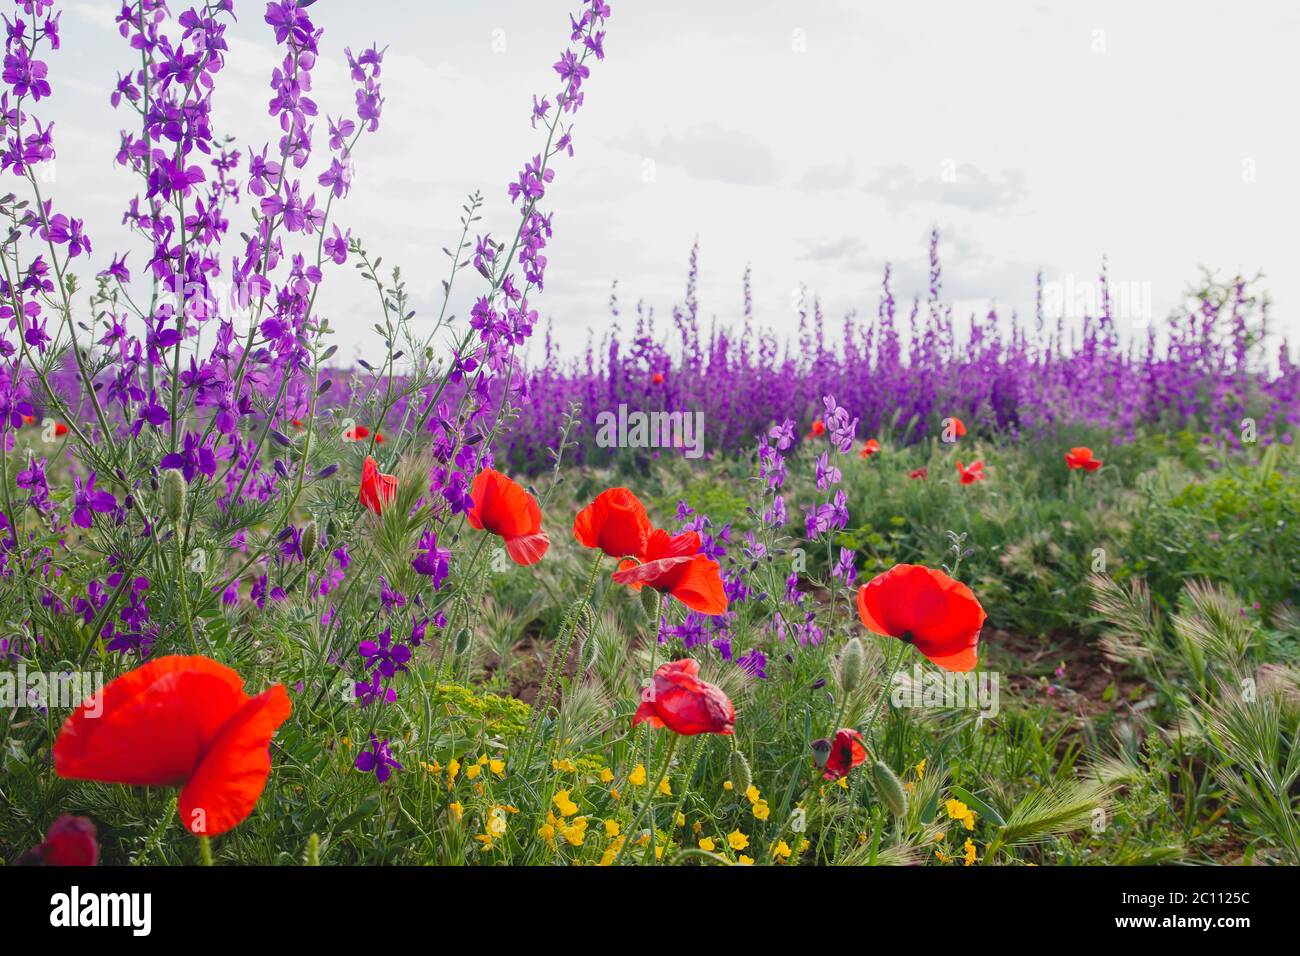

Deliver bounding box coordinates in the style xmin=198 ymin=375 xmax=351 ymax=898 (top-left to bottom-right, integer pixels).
xmin=553 ymin=789 xmax=579 ymax=817
xmin=552 ymin=758 xmax=578 ymax=773
xmin=599 ymin=835 xmax=625 ymax=866
xmin=698 ymin=837 xmax=716 ymax=851
xmin=772 ymin=840 xmax=792 ymax=861
xmin=915 ymin=759 xmax=927 ymax=780
xmin=449 ymin=801 xmax=464 ymax=821
xmin=675 ymin=811 xmax=686 ymax=827
xmin=561 ymin=816 xmax=588 ymax=846
xmin=963 ymin=838 xmax=977 ymax=866
xmin=723 ymin=780 xmax=733 ymax=791
xmin=745 ymin=784 xmax=761 ymax=805
xmin=727 ymin=829 xmax=749 ymax=851
xmin=465 ymin=764 xmax=481 ymax=780
xmin=658 ymin=776 xmax=672 ymax=797
xmin=738 ymin=855 xmax=754 ymax=866
xmin=538 ymin=813 xmax=557 ymax=848
xmin=446 ymin=758 xmax=460 ymax=788
xmin=629 ymin=764 xmax=647 ymax=786
xmin=752 ymin=800 xmax=770 ymax=821
xmin=604 ymin=819 xmax=621 ymax=838
xmin=945 ymin=798 xmax=976 ymax=831
xmin=489 ymin=758 xmax=506 ymax=777
xmin=598 ymin=767 xmax=614 ymax=783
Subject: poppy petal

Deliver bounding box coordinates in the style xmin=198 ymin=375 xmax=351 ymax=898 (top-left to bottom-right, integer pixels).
xmin=504 ymin=531 xmax=550 ymax=566
xmin=178 ymin=684 xmax=292 ymax=837
xmin=573 ymin=488 xmax=652 ymax=558
xmin=54 ymin=656 xmax=248 ymax=787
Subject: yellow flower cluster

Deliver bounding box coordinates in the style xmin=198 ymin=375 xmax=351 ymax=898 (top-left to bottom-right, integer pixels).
xmin=945 ymin=798 xmax=976 ymax=831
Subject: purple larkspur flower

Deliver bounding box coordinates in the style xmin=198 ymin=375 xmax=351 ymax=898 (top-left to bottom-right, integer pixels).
xmin=355 ymin=735 xmax=401 ymax=783
xmin=72 ymin=472 xmax=117 ymax=529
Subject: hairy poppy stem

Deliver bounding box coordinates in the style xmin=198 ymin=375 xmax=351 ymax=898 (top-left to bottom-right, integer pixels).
xmin=198 ymin=836 xmax=213 ymax=866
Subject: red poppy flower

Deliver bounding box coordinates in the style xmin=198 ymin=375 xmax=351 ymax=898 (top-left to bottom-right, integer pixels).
xmin=612 ymin=528 xmax=728 ymax=615
xmin=1065 ymin=446 xmax=1102 ymax=472
xmin=808 ymin=419 xmax=826 ymax=438
xmin=374 ymin=432 xmax=385 ymax=444
xmin=358 ymin=455 xmax=397 ymax=515
xmin=946 ymin=416 xmax=967 ymax=438
xmin=19 ymin=815 xmax=99 ymax=866
xmin=856 ymin=564 xmax=985 ymax=672
xmin=859 ymin=438 xmax=880 ymax=459
xmin=467 ymin=467 xmax=550 ymax=565
xmin=822 ymin=728 xmax=868 ymax=781
xmin=291 ymin=418 xmax=304 ymax=429
xmin=652 ymin=372 xmax=664 ymax=385
xmin=909 ymin=467 xmax=928 ymax=480
xmin=346 ymin=424 xmax=371 ymax=441
xmin=54 ymin=422 xmax=69 ymax=437
xmin=54 ymin=655 xmax=291 ymax=838
xmin=573 ymin=487 xmax=653 ymax=559
xmin=633 ymin=658 xmax=735 ymax=736
xmin=956 ymin=459 xmax=985 ymax=484
xmin=21 ymin=414 xmax=34 ymax=426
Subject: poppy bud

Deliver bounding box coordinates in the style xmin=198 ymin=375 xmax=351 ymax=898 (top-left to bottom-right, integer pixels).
xmin=839 ymin=637 xmax=865 ymax=694
xmin=579 ymin=629 xmax=600 ymax=671
xmin=304 ymin=832 xmax=320 ymax=867
xmin=641 ymin=584 xmax=659 ymax=618
xmin=811 ymin=677 xmax=827 ymax=690
xmin=161 ymin=468 xmax=186 ymax=523
xmin=728 ymin=750 xmax=752 ymax=795
xmin=872 ymin=760 xmax=908 ymax=818
xmin=454 ymin=627 xmax=471 ymax=655
xmin=810 ymin=738 xmax=832 ymax=768
xmin=302 ymin=520 xmax=318 ymax=561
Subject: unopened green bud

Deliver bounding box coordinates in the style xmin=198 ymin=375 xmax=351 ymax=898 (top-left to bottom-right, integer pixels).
xmin=641 ymin=585 xmax=659 ymax=619
xmin=161 ymin=468 xmax=186 ymax=523
xmin=729 ymin=750 xmax=752 ymax=796
xmin=454 ymin=627 xmax=472 ymax=656
xmin=301 ymin=519 xmax=318 ymax=561
xmin=872 ymin=760 xmax=908 ymax=818
xmin=304 ymin=832 xmax=321 ymax=866
xmin=839 ymin=637 xmax=865 ymax=694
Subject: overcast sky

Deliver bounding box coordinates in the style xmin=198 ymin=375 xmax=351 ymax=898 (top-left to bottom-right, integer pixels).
xmin=46 ymin=1 xmax=1300 ymax=364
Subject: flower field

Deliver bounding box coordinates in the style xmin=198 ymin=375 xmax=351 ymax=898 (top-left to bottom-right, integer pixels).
xmin=2 ymin=0 xmax=1298 ymax=884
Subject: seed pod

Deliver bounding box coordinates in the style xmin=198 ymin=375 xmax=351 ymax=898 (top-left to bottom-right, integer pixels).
xmin=301 ymin=519 xmax=318 ymax=561
xmin=728 ymin=750 xmax=752 ymax=796
xmin=161 ymin=468 xmax=186 ymax=523
xmin=839 ymin=637 xmax=865 ymax=694
xmin=872 ymin=760 xmax=908 ymax=818
xmin=454 ymin=627 xmax=472 ymax=655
